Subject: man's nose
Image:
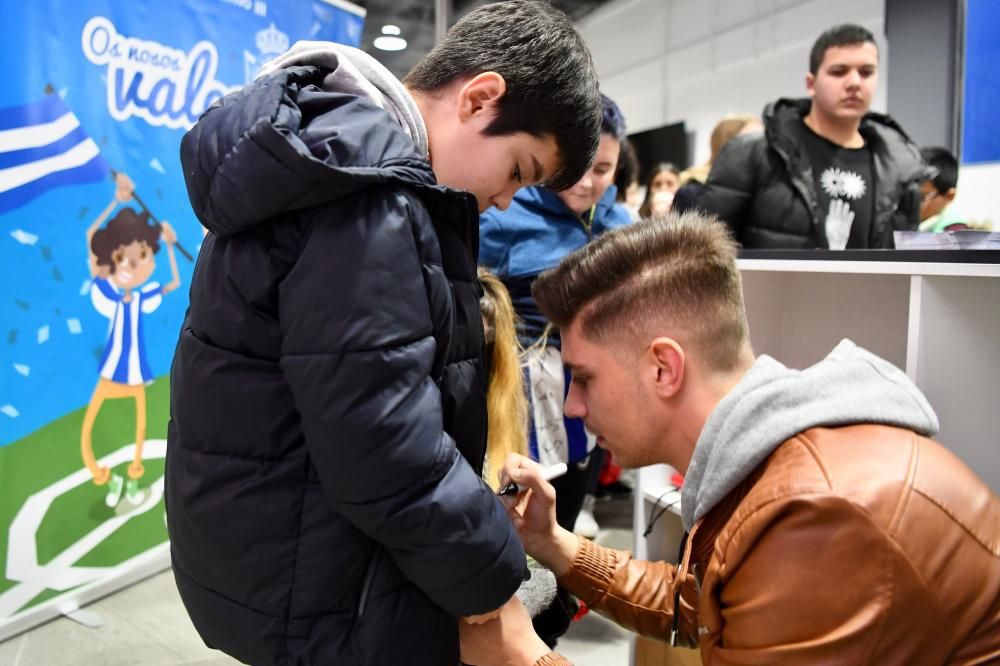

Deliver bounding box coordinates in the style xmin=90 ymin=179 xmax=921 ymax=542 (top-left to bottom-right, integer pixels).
xmin=564 ymin=383 xmax=587 ymax=419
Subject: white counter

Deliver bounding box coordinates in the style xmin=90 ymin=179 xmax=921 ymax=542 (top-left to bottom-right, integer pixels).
xmin=737 ymin=257 xmax=1000 ymax=494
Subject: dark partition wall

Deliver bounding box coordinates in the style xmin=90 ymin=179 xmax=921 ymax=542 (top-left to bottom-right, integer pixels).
xmin=885 ymin=0 xmax=963 ymax=153
xmin=627 ymin=121 xmax=688 ymax=182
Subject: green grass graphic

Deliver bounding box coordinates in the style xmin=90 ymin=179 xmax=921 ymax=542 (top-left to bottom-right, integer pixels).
xmin=0 ymin=376 xmax=170 ymax=613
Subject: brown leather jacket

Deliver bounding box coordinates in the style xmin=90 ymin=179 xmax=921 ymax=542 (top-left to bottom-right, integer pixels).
xmin=555 ymin=425 xmax=1000 ymax=664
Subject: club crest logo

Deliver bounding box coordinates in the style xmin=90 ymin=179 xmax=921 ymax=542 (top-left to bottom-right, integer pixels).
xmin=245 ymin=23 xmax=290 ymax=83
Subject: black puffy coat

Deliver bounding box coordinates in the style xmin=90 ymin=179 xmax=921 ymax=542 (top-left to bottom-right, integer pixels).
xmin=166 ymin=65 xmax=526 ymax=665
xmin=697 ymin=98 xmax=924 ymax=248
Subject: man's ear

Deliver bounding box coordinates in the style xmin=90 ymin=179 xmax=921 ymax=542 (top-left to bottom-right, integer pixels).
xmin=649 ymin=337 xmax=685 ymax=399
xmin=457 ymin=71 xmax=506 ymax=123
xmin=805 ymin=72 xmax=816 ymax=98
xmin=945 ymin=187 xmax=957 ymax=203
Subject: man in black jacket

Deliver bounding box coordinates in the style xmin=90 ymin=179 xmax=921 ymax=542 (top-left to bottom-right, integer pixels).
xmin=698 ymin=24 xmax=924 ymax=249
xmin=166 ymin=2 xmax=601 ymax=664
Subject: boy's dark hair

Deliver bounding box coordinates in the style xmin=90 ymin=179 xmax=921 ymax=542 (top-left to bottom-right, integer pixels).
xmin=404 ymin=0 xmax=601 ymax=191
xmin=533 ymin=212 xmax=749 ymax=372
xmin=809 ymin=23 xmax=877 ymax=74
xmin=614 ymin=138 xmax=639 ymax=202
xmin=91 ymin=208 xmax=161 ymax=274
xmin=920 ymin=146 xmax=959 ymax=193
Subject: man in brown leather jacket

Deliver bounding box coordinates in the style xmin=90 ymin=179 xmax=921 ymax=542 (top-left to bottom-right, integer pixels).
xmin=459 ymin=213 xmax=1000 ymax=665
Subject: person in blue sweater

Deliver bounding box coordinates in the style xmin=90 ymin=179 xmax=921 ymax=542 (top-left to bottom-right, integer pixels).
xmin=479 ymin=92 xmax=631 ymax=647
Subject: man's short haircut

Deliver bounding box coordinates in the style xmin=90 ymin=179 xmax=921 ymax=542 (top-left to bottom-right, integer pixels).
xmin=920 ymin=146 xmax=959 ymax=193
xmin=809 ymin=23 xmax=878 ymax=74
xmin=404 ymin=0 xmax=601 ymax=191
xmin=533 ymin=212 xmax=750 ymax=372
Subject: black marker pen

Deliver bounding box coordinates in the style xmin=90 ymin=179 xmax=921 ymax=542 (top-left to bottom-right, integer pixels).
xmin=497 ymin=462 xmax=568 ymax=497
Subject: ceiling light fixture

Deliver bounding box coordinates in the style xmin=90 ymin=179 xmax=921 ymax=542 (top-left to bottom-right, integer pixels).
xmin=374 ymin=24 xmax=406 ymax=51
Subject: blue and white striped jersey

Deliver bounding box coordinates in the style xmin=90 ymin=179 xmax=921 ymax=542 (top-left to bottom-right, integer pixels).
xmin=90 ymin=277 xmax=163 ymax=385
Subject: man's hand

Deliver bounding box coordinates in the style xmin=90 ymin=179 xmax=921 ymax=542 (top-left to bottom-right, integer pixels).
xmin=499 ymin=454 xmax=579 ymax=575
xmin=459 ymin=596 xmax=551 ymax=666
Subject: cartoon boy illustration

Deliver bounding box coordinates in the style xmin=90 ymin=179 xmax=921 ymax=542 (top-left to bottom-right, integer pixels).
xmin=82 ymin=172 xmax=180 ymax=507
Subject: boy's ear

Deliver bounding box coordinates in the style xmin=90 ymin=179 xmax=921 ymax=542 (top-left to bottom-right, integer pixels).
xmin=457 ymin=71 xmax=506 ymax=123
xmin=945 ymin=187 xmax=957 ymax=203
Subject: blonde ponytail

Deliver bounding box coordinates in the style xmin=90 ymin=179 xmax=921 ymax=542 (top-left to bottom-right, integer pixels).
xmin=478 ymin=268 xmax=529 ymax=490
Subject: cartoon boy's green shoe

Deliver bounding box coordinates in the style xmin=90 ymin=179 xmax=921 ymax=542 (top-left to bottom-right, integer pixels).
xmin=105 ymin=474 xmax=124 ymax=508
xmin=125 ymin=478 xmax=146 ymax=504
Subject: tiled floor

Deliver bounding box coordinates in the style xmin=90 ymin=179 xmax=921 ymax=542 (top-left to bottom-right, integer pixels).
xmin=0 ymin=491 xmax=635 ymax=666
xmin=0 ymin=570 xmax=236 ymax=666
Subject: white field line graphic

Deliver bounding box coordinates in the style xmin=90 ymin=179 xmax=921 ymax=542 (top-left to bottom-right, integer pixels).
xmin=0 ymin=440 xmax=167 ymax=618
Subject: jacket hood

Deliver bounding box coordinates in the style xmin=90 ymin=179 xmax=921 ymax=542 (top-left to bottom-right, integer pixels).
xmin=765 ymin=97 xmax=913 ymax=139
xmin=763 ymin=98 xmax=924 ymax=179
xmin=180 ymin=63 xmax=435 ymax=237
xmin=681 ymin=339 xmax=939 ymax=530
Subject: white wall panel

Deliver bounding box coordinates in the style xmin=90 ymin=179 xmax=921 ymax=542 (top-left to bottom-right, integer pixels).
xmin=665 ymin=40 xmax=713 ymax=84
xmin=587 ymin=0 xmax=669 ymax=76
xmin=714 ymin=22 xmax=757 ymax=69
xmin=578 ymin=0 xmax=887 ymax=165
xmin=598 ymin=59 xmax=666 ymax=135
xmin=668 ymin=0 xmax=717 ymax=48
xmin=716 ymin=0 xmax=763 ymax=33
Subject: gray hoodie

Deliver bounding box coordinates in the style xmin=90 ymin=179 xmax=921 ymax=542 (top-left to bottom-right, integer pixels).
xmin=681 ymin=339 xmax=940 ymax=531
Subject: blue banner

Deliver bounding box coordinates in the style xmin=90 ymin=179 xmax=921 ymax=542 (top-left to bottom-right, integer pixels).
xmin=0 ymin=0 xmax=363 ymax=635
xmin=962 ymin=0 xmax=1000 ymax=164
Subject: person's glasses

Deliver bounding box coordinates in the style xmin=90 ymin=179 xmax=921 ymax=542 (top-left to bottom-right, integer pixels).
xmin=921 ymin=189 xmax=941 ymax=203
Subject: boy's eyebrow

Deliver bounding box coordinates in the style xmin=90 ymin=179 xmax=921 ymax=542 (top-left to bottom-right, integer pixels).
xmin=531 ymin=155 xmax=544 ymax=183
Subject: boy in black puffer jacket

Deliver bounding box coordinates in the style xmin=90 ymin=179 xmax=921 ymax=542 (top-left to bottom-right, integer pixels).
xmin=166 ymin=3 xmax=601 ymax=664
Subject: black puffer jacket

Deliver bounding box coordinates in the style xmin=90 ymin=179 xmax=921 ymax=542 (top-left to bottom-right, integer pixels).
xmin=166 ymin=65 xmax=526 ymax=665
xmin=697 ymin=98 xmax=924 ymax=248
